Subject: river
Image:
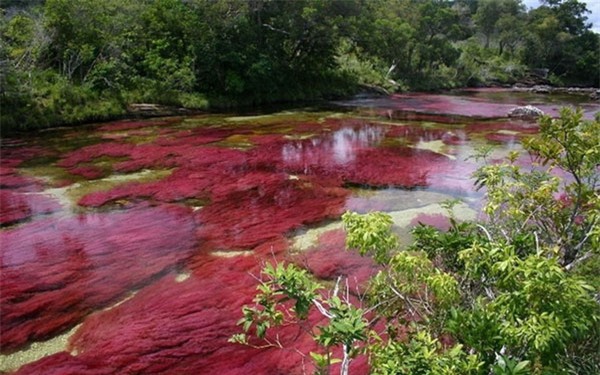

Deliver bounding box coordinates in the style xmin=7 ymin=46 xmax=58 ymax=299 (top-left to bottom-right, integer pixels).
xmin=1 ymin=90 xmax=598 ymax=374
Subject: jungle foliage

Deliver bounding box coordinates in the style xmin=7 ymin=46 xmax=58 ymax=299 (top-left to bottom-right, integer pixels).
xmin=232 ymin=108 xmax=600 ymax=374
xmin=1 ymin=0 xmax=599 ymax=131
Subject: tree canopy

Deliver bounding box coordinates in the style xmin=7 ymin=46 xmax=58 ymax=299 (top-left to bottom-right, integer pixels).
xmin=1 ymin=0 xmax=599 ymax=132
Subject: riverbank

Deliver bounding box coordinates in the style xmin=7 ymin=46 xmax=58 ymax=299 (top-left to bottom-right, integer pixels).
xmin=3 ymin=84 xmax=598 ymax=137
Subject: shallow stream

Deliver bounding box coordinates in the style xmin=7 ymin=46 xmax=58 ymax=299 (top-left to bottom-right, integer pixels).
xmin=1 ymin=90 xmax=598 ymax=374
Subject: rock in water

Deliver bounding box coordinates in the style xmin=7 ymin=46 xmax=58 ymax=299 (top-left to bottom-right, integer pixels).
xmin=507 ymin=105 xmax=545 ymax=119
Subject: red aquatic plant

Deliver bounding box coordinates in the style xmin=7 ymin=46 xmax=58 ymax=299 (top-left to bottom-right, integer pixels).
xmin=0 ymin=143 xmax=50 ymax=168
xmin=14 ymin=254 xmax=310 ymax=374
xmin=78 ymin=148 xmax=250 ymax=207
xmin=154 ymin=127 xmax=241 ymax=147
xmin=1 ymin=144 xmax=56 ymax=198
xmin=0 ymin=167 xmax=41 ymax=189
xmin=58 ymin=142 xmax=134 ymax=169
xmin=344 ymin=147 xmax=453 ymax=188
xmin=196 ymin=172 xmax=349 ymax=250
xmin=8 ymin=93 xmax=596 ymax=374
xmin=297 ymin=228 xmax=379 ymax=291
xmin=0 ymin=190 xmax=61 ymax=225
xmin=344 ymin=92 xmax=600 ymax=120
xmin=15 ymin=246 xmax=370 ymax=375
xmin=0 ymin=144 xmax=64 ymax=224
xmin=255 ymin=125 xmax=461 ymax=190
xmin=410 ymin=213 xmax=452 ymax=231
xmin=68 ymin=165 xmax=106 ymax=180
xmin=75 ymin=136 xmax=351 ymax=252
xmin=0 ymin=204 xmax=196 ymax=353
xmin=485 ymin=132 xmax=521 ymax=144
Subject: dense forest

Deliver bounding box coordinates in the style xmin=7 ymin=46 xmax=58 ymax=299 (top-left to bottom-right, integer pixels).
xmin=1 ymin=0 xmax=599 ymax=131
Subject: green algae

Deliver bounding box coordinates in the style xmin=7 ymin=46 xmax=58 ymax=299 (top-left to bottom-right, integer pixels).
xmin=380 ymin=137 xmax=411 ymax=148
xmin=225 ymin=110 xmax=320 ymax=124
xmin=225 ymin=110 xmax=347 ymax=126
xmin=215 ymin=134 xmax=255 ymax=149
xmin=178 ymin=115 xmax=230 ymax=130
xmin=411 ymin=140 xmax=456 ymax=160
xmin=118 ymin=132 xmax=160 ymax=145
xmin=20 ymin=164 xmax=79 ymax=187
xmin=284 ymin=133 xmax=317 ymax=140
xmin=496 ymin=129 xmax=520 ymax=135
xmin=88 ymin=156 xmax=130 ymax=173
xmin=289 ymin=221 xmax=344 ymax=253
xmin=388 ymin=202 xmax=477 ymax=228
xmin=46 ymin=133 xmax=104 ymax=155
xmin=226 ymin=113 xmax=289 ymax=122
xmin=253 ymin=125 xmax=297 ymax=135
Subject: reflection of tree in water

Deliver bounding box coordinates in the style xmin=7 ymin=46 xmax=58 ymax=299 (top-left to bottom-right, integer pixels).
xmin=282 ymin=124 xmax=386 ymax=168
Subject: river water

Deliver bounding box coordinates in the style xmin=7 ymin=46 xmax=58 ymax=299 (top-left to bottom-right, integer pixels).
xmin=1 ymin=90 xmax=598 ymax=374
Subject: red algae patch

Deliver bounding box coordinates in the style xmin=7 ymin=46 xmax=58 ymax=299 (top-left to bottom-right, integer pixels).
xmin=15 ymin=249 xmax=369 ymax=375
xmin=297 ymin=228 xmax=379 ymax=290
xmin=485 ymin=132 xmax=521 ymax=144
xmin=345 ymin=147 xmax=454 ymax=187
xmin=57 ymin=142 xmax=134 ymax=169
xmin=1 ymin=142 xmax=50 ymax=169
xmin=0 ymin=143 xmax=64 ymax=224
xmin=270 ymin=123 xmax=471 ymax=192
xmin=0 ymin=204 xmax=196 ymax=353
xmin=196 ymin=172 xmax=349 ymax=250
xmin=78 ymin=147 xmax=248 ymax=207
xmin=410 ymin=213 xmax=452 ymax=231
xmin=0 ymin=190 xmax=61 ymax=225
xmin=14 ymin=256 xmax=309 ymax=374
xmin=0 ymin=168 xmax=40 ymax=189
xmin=1 ymin=142 xmax=55 ymax=191
xmin=67 ymin=165 xmax=106 ymax=180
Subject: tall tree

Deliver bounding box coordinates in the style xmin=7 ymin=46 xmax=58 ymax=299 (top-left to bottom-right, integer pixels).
xmin=523 ymin=0 xmax=598 ymax=84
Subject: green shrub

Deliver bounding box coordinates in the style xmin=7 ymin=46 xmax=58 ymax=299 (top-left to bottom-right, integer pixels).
xmin=232 ymin=109 xmax=600 ymax=374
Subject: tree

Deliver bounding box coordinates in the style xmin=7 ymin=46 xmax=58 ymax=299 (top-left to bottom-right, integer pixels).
xmin=475 ymin=108 xmax=599 ymax=267
xmin=522 ymin=0 xmax=598 ymax=85
xmin=356 ymin=0 xmax=469 ymax=90
xmin=542 ymin=0 xmax=591 ymax=35
xmin=474 ymin=0 xmax=525 ymax=51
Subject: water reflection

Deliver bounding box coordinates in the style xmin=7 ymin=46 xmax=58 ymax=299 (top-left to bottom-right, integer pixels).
xmin=281 ymin=124 xmax=386 ymax=168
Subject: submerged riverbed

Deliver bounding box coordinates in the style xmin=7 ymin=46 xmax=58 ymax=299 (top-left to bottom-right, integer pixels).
xmin=1 ymin=90 xmax=598 ymax=374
